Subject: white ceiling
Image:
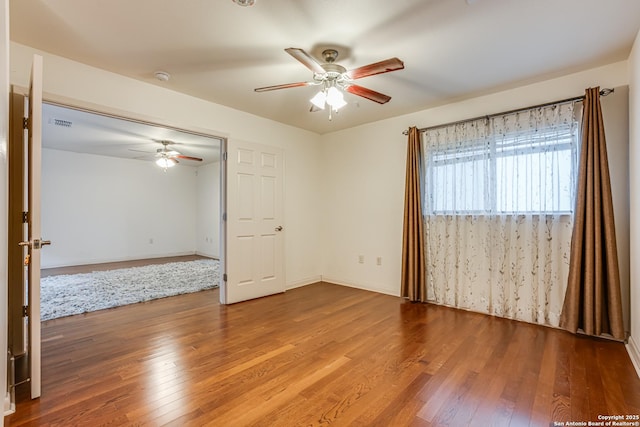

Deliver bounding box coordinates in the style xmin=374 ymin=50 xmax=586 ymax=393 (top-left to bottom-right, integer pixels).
xmin=10 ymin=0 xmax=640 ymax=136
xmin=42 ymin=103 xmax=221 ymax=165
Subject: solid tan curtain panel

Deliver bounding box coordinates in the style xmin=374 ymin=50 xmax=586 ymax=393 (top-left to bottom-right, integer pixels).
xmin=401 ymin=127 xmax=427 ymax=302
xmin=560 ymin=87 xmax=625 ymax=340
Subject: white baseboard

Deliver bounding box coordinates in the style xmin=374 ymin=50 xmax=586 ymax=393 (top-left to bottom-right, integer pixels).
xmin=195 ymin=251 xmax=219 ymax=259
xmin=4 ymin=391 xmax=14 ymax=416
xmin=286 ymin=276 xmax=322 ymax=290
xmin=320 ymin=276 xmax=401 ymax=297
xmin=627 ymin=336 xmax=640 ymax=379
xmin=41 ymin=251 xmax=198 ymax=269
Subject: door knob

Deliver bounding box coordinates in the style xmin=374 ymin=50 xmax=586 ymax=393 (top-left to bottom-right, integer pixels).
xmin=18 ymin=239 xmax=51 ymax=249
xmin=275 ymin=226 xmax=283 ymax=232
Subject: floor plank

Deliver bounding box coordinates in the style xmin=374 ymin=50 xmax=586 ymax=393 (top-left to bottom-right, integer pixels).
xmin=6 ymin=282 xmax=640 ymax=426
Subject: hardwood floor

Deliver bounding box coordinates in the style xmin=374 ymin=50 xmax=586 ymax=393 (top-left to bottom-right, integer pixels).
xmin=40 ymin=254 xmax=213 ymax=278
xmin=6 ymin=282 xmax=640 ymax=426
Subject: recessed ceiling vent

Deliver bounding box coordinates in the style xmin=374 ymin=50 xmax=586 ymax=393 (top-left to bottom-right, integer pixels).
xmin=49 ymin=118 xmax=72 ymax=128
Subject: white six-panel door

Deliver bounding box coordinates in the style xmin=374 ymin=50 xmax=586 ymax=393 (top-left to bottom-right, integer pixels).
xmin=223 ymin=140 xmax=285 ymax=304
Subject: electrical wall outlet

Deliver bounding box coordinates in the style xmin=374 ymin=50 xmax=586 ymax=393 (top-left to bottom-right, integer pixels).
xmin=358 ymin=255 xmax=364 ymax=264
xmin=377 ymin=257 xmax=382 ymax=266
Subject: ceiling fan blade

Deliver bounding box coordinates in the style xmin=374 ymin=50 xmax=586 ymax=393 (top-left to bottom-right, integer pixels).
xmin=345 ymin=85 xmax=392 ymax=104
xmin=174 ymin=154 xmax=203 ymax=162
xmin=254 ymin=81 xmax=316 ymax=92
xmin=285 ymin=48 xmax=325 ymax=74
xmin=128 ymin=148 xmax=155 ymax=154
xmin=345 ymin=57 xmax=404 ymax=80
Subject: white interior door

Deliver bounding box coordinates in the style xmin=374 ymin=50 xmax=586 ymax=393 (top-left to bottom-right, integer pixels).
xmin=222 ymin=140 xmax=284 ymax=304
xmin=24 ymin=54 xmax=46 ymax=399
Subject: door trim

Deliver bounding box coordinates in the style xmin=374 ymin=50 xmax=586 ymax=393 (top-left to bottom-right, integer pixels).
xmin=29 ymin=98 xmax=229 ymax=304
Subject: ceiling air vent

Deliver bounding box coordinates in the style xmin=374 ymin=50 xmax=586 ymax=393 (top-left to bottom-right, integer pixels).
xmin=49 ymin=118 xmax=72 ymax=128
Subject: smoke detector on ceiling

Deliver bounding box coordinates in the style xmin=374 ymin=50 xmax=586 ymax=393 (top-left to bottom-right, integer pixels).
xmin=154 ymin=71 xmax=170 ymax=82
xmin=232 ymin=0 xmax=256 ymax=6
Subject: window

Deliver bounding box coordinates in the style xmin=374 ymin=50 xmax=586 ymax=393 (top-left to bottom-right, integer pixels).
xmin=423 ymin=102 xmax=579 ymax=215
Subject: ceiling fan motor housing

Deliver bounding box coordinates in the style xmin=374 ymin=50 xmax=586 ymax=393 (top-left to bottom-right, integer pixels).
xmin=321 ymin=49 xmax=339 ymax=62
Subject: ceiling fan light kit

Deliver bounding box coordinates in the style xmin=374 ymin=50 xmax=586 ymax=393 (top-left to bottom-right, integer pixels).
xmin=310 ymin=84 xmax=347 ymax=111
xmin=255 ymin=47 xmax=404 ymax=120
xmin=156 ymin=156 xmax=177 ymax=169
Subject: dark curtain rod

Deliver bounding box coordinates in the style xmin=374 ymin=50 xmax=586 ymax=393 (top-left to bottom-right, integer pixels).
xmin=402 ymin=88 xmax=614 ymax=135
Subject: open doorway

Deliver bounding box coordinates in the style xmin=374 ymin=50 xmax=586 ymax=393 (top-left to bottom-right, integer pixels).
xmin=39 ymin=102 xmax=223 ymax=320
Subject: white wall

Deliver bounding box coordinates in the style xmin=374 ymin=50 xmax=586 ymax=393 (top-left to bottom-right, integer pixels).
xmin=629 ymin=29 xmax=640 ymax=373
xmin=196 ymin=161 xmax=220 ymax=258
xmin=600 ymin=87 xmax=631 ymax=335
xmin=10 ymin=42 xmax=323 ymax=288
xmin=41 ymin=148 xmax=201 ymax=268
xmin=1 ymin=0 xmax=8 ymax=420
xmin=320 ymin=61 xmax=630 ymax=299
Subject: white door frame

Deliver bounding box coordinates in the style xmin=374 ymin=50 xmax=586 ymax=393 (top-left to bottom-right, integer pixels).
xmin=30 ymin=97 xmax=230 ymax=305
xmin=219 ymin=138 xmax=227 ymax=303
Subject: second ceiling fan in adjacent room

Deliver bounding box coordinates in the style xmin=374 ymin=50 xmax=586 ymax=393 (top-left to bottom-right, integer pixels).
xmin=130 ymin=140 xmax=203 ymax=170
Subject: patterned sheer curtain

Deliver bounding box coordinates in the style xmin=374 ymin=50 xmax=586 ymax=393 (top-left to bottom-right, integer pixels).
xmin=423 ymin=102 xmax=579 ymax=327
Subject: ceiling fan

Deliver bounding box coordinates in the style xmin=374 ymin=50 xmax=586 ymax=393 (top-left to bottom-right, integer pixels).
xmin=255 ymin=47 xmax=404 ymax=115
xmin=130 ymin=140 xmax=203 ymax=169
